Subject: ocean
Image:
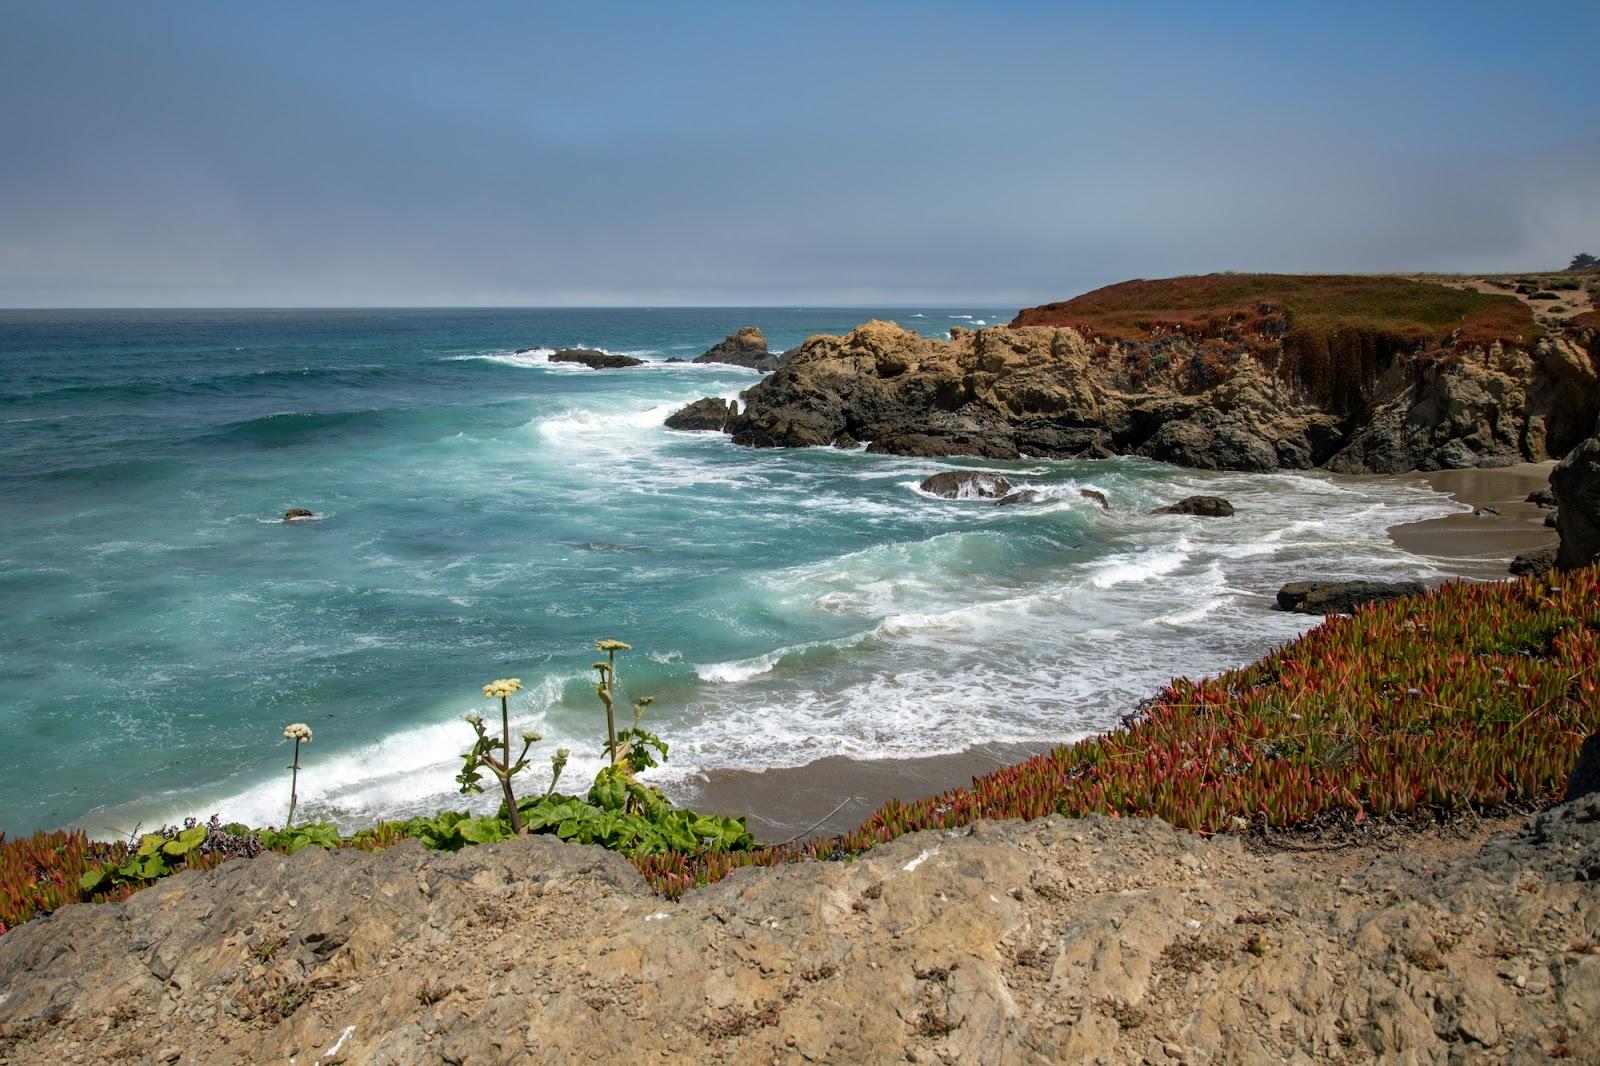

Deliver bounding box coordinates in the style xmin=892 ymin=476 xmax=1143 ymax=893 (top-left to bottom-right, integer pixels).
xmin=0 ymin=307 xmax=1460 ymax=836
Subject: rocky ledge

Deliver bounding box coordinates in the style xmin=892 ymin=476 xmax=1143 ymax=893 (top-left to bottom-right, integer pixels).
xmin=669 ymin=275 xmax=1599 ymax=473
xmin=2 ymin=790 xmax=1597 ymax=1064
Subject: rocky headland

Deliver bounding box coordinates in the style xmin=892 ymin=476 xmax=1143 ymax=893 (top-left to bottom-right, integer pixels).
xmin=671 ymin=274 xmax=1600 ymax=474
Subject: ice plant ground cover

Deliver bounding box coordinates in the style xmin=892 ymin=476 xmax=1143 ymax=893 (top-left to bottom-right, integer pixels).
xmin=1 ymin=568 xmax=1595 ymax=931
xmin=633 ymin=565 xmax=1600 ymax=897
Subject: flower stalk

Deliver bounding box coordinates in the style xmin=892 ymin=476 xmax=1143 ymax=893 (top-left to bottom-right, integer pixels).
xmin=281 ymin=723 xmax=312 ymax=828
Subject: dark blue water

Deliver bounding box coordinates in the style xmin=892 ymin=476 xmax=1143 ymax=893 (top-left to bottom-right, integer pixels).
xmin=0 ymin=308 xmax=1453 ymax=834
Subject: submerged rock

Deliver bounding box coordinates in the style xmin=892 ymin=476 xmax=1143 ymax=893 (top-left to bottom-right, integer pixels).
xmin=693 ymin=327 xmax=780 ymax=371
xmin=1153 ymin=495 xmax=1234 ymax=517
xmin=549 ymin=348 xmax=645 ymax=369
xmin=995 ymin=489 xmax=1042 ymax=507
xmin=1078 ymin=488 xmax=1109 ymax=510
xmin=919 ymin=470 xmax=1012 ymax=499
xmin=1276 ymin=579 xmax=1425 ymax=615
xmin=664 ymin=397 xmax=740 ymax=432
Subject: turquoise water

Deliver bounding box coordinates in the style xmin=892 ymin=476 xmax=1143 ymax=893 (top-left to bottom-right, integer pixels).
xmin=0 ymin=308 xmax=1459 ymax=835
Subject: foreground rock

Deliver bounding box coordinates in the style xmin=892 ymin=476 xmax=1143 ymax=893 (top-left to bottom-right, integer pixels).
xmin=1552 ymin=433 xmax=1600 ymax=570
xmin=693 ymin=327 xmax=781 ymax=372
xmin=694 ymin=274 xmax=1600 ymax=473
xmin=663 ymin=397 xmax=740 ymax=431
xmin=1510 ymin=544 xmax=1560 ymax=577
xmin=549 ymin=348 xmax=644 ymax=369
xmin=3 ymin=797 xmax=1598 ymax=1064
xmin=1153 ymin=495 xmax=1234 ymax=517
xmin=1277 ymin=579 xmax=1426 ymax=614
xmin=919 ymin=470 xmax=1012 ymax=499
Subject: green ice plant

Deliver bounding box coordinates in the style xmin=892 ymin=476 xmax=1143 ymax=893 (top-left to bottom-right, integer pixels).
xmin=457 ymin=678 xmax=540 ymax=834
xmin=282 ymin=723 xmax=312 ymax=828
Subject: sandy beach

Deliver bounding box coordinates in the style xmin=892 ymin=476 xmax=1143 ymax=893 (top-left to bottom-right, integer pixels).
xmin=1384 ymin=461 xmax=1559 ymax=579
xmin=682 ymin=463 xmax=1562 ymax=842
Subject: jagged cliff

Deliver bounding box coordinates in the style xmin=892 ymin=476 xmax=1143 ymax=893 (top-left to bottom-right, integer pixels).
xmin=685 ymin=275 xmax=1599 ymax=473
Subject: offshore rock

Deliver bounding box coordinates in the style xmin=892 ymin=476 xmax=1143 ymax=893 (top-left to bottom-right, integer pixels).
xmin=994 ymin=489 xmax=1042 ymax=507
xmin=919 ymin=470 xmax=1012 ymax=499
xmin=283 ymin=508 xmax=315 ymax=521
xmin=4 ymin=800 xmax=1600 ymax=1063
xmin=1276 ymin=579 xmax=1426 ymax=615
xmin=664 ymin=397 xmax=740 ymax=432
xmin=693 ymin=326 xmax=780 ymax=371
xmin=549 ymin=348 xmax=645 ymax=369
xmin=1153 ymin=495 xmax=1234 ymax=517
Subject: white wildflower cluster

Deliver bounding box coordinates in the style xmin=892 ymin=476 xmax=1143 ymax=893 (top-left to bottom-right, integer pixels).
xmin=282 ymin=722 xmax=313 ymax=743
xmin=482 ymin=678 xmax=523 ymax=700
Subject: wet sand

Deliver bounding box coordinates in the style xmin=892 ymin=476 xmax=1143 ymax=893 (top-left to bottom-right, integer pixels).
xmin=677 ymin=464 xmax=1561 ymax=843
xmin=1384 ymin=462 xmax=1558 ymax=579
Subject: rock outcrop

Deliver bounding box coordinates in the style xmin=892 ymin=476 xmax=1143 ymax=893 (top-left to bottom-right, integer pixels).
xmin=919 ymin=470 xmax=1012 ymax=499
xmin=1509 ymin=544 xmax=1559 ymax=577
xmin=693 ymin=327 xmax=781 ymax=372
xmin=1276 ymin=580 xmax=1426 ymax=615
xmin=549 ymin=348 xmax=645 ymax=369
xmin=663 ymin=397 xmax=740 ymax=432
xmin=1153 ymin=495 xmax=1234 ymax=517
xmin=283 ymin=508 xmax=315 ymax=521
xmin=667 ymin=275 xmax=1600 ymax=473
xmin=1552 ymin=432 xmax=1600 ymax=570
xmin=3 ymin=797 xmax=1598 ymax=1064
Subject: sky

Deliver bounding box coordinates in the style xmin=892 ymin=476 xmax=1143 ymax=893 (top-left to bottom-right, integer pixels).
xmin=1 ymin=1 xmax=1597 ymax=307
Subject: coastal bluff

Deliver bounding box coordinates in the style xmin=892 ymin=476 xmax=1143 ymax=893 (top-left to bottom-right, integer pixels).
xmin=2 ymin=791 xmax=1597 ymax=1063
xmin=674 ymin=274 xmax=1600 ymax=474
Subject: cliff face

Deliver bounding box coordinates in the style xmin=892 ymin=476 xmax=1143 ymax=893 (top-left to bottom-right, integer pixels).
xmin=2 ymin=798 xmax=1597 ymax=1063
xmin=715 ymin=315 xmax=1597 ymax=473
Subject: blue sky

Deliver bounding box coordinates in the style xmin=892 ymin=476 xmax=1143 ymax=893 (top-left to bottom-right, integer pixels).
xmin=1 ymin=1 xmax=1596 ymax=306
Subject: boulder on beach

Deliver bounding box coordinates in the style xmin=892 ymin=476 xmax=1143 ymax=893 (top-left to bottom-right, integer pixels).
xmin=1276 ymin=580 xmax=1425 ymax=615
xmin=1153 ymin=495 xmax=1234 ymax=517
xmin=549 ymin=348 xmax=645 ymax=369
xmin=1551 ymin=433 xmax=1600 ymax=570
xmin=1508 ymin=544 xmax=1558 ymax=577
xmin=693 ymin=327 xmax=780 ymax=372
xmin=284 ymin=508 xmax=315 ymax=521
xmin=919 ymin=470 xmax=1013 ymax=499
xmin=1526 ymin=487 xmax=1557 ymax=508
xmin=994 ymin=489 xmax=1042 ymax=507
xmin=664 ymin=397 xmax=740 ymax=432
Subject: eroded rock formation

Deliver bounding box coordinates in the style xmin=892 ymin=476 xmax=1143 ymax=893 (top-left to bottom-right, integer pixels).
xmin=669 ymin=277 xmax=1600 ymax=474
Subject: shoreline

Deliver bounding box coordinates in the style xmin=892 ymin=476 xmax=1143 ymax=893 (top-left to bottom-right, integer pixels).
xmin=1383 ymin=461 xmax=1558 ymax=580
xmin=680 ymin=462 xmax=1561 ymax=842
